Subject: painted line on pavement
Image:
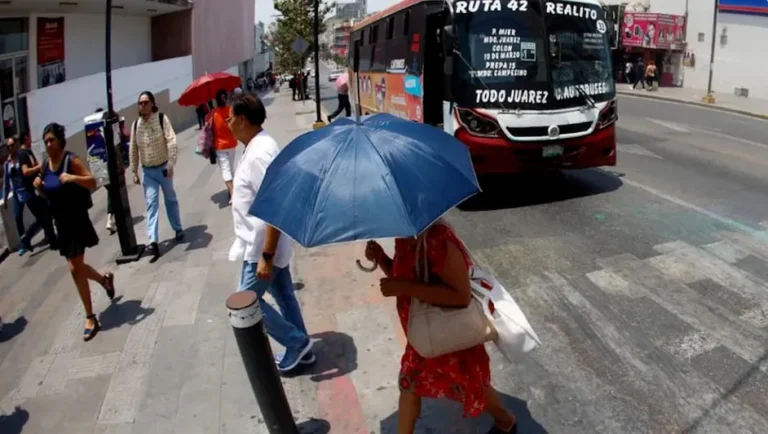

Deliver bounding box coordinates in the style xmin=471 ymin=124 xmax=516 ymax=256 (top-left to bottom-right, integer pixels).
xmin=623 ymin=178 xmax=761 ymax=237
xmin=645 ymin=118 xmax=690 ymax=132
xmin=619 ymin=143 xmax=664 ymax=159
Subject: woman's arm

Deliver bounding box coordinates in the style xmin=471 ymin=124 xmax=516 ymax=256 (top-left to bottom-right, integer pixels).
xmin=389 ymin=241 xmax=472 ymax=307
xmin=67 ymin=156 xmax=97 ymax=190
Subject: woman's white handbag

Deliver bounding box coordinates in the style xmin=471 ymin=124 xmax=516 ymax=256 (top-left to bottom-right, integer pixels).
xmin=470 ymin=265 xmax=541 ymax=360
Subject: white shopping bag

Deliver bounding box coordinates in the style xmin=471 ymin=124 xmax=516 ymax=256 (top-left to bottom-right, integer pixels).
xmin=470 ymin=265 xmax=541 ymax=361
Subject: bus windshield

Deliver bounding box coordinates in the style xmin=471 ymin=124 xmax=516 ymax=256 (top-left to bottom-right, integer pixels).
xmin=451 ymin=0 xmax=614 ymax=111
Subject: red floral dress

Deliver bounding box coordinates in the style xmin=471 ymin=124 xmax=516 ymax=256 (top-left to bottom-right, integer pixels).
xmin=394 ymin=223 xmax=491 ymax=418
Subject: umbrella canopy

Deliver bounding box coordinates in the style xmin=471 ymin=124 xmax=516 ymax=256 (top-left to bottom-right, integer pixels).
xmin=178 ymin=72 xmax=242 ymax=107
xmin=335 ymin=73 xmax=349 ymax=91
xmin=249 ymin=114 xmax=480 ymax=248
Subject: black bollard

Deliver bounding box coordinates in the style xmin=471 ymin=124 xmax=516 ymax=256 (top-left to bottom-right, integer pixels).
xmin=227 ymin=291 xmax=298 ymax=434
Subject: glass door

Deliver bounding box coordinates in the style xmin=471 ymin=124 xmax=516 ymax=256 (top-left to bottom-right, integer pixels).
xmin=0 ymin=54 xmax=30 ymax=143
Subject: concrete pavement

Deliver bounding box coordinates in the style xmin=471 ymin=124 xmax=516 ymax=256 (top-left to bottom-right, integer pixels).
xmin=5 ymin=78 xmax=768 ymax=433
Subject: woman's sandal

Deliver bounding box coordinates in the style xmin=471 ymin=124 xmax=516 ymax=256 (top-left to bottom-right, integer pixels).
xmin=101 ymin=272 xmax=116 ymax=301
xmin=83 ymin=314 xmax=100 ymax=342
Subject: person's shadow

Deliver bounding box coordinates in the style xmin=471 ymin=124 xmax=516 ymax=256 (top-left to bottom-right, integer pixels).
xmin=0 ymin=406 xmax=29 ymax=434
xmin=210 ymin=190 xmax=229 ymax=209
xmin=98 ymin=296 xmax=155 ymax=332
xmin=281 ymin=331 xmax=358 ymax=382
xmin=151 ymin=224 xmax=213 ymax=263
xmin=0 ymin=316 xmax=27 ymax=343
xmin=379 ymin=393 xmax=547 ymax=433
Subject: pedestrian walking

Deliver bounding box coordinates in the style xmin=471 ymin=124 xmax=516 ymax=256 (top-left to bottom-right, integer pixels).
xmin=645 ymin=61 xmax=658 ymax=90
xmin=196 ymin=104 xmax=209 ymax=129
xmin=624 ymin=60 xmax=634 ymax=84
xmin=34 ymin=123 xmax=116 ymax=342
xmin=3 ymin=136 xmax=58 ymax=255
xmin=302 ymin=71 xmax=310 ymax=100
xmin=632 ymin=58 xmax=646 ymax=90
xmin=365 ymin=221 xmax=518 ymax=434
xmin=225 ymin=93 xmax=314 ymax=372
xmin=129 ymin=91 xmax=184 ymax=261
xmin=208 ymin=89 xmax=239 ymax=204
xmin=290 ymin=74 xmax=297 ymax=100
xmin=327 ymin=76 xmax=351 ymax=122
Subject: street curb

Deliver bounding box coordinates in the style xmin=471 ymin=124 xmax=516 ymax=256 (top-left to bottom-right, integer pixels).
xmin=617 ymin=90 xmax=768 ymax=121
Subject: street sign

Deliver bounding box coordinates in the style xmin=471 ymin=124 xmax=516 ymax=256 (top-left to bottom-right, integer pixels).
xmin=291 ymin=37 xmax=310 ymax=55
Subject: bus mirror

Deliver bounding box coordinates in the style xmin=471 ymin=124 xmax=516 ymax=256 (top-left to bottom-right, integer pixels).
xmin=442 ymin=25 xmax=455 ymax=57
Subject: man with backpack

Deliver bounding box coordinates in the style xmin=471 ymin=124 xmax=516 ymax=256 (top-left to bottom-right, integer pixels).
xmin=129 ymin=91 xmax=184 ymax=261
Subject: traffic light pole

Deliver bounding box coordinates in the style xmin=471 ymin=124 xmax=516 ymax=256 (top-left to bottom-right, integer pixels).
xmin=105 ymin=0 xmax=144 ymax=263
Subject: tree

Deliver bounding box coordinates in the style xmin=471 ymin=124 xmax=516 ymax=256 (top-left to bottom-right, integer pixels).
xmin=331 ymin=52 xmax=348 ymax=68
xmin=272 ymin=0 xmax=334 ymax=73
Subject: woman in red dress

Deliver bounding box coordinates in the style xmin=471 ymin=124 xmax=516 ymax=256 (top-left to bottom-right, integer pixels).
xmin=365 ymin=222 xmax=517 ymax=434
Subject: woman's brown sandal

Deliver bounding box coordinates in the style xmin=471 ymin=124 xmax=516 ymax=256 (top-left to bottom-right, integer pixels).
xmin=101 ymin=272 xmax=116 ymax=300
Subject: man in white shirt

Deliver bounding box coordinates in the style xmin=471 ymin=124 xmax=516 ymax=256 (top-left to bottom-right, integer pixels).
xmin=226 ymin=93 xmax=314 ymax=372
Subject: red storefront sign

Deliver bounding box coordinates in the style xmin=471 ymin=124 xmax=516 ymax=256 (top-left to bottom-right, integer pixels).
xmin=37 ymin=17 xmax=66 ymax=88
xmin=622 ymin=13 xmax=686 ymax=50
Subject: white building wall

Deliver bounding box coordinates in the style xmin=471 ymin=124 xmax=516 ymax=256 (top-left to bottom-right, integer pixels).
xmin=28 ymin=13 xmax=151 ymax=89
xmin=26 ymin=55 xmax=193 ymax=148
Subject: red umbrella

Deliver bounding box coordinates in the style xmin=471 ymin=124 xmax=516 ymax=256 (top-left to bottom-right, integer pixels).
xmin=178 ymin=72 xmax=242 ymax=107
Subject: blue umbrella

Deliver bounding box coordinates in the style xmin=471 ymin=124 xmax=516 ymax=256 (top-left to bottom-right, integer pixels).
xmin=249 ymin=113 xmax=480 ymax=248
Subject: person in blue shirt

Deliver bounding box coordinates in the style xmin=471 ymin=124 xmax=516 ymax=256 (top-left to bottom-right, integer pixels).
xmin=3 ymin=136 xmax=57 ymax=255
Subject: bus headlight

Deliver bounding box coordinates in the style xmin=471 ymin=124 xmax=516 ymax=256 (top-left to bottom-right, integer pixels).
xmin=456 ymin=108 xmax=501 ymax=138
xmin=597 ymin=100 xmax=618 ymax=129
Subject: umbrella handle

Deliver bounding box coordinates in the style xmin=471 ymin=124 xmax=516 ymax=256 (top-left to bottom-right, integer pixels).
xmin=356 ymin=259 xmax=378 ymax=273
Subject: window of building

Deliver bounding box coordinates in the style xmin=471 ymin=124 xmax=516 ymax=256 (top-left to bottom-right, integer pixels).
xmin=387 ymin=17 xmax=394 ymax=40
xmin=0 ymin=19 xmax=28 ymax=55
xmin=698 ymin=32 xmax=705 ymax=42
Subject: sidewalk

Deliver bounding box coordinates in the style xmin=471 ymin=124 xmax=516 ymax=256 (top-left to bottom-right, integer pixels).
xmin=617 ymin=84 xmax=768 ymax=120
xmin=0 ymin=89 xmax=538 ymax=434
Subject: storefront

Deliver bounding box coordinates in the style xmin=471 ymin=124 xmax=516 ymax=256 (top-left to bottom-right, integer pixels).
xmin=0 ymin=18 xmax=31 ymax=144
xmin=620 ymin=12 xmax=687 ymax=87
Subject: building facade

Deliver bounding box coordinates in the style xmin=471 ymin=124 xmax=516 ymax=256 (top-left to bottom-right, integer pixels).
xmin=0 ymin=0 xmax=255 ymax=158
xmin=0 ymin=0 xmax=255 ymax=252
xmin=607 ymin=0 xmax=768 ymax=99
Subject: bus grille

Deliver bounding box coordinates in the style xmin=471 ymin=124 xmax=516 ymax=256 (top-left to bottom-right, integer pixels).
xmin=506 ymin=121 xmax=593 ymax=138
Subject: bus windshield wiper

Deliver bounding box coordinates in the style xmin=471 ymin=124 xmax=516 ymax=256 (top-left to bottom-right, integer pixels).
xmin=575 ymin=85 xmax=596 ymax=109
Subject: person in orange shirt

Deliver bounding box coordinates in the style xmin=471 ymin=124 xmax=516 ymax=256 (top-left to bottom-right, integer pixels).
xmin=208 ymin=89 xmax=239 ymax=204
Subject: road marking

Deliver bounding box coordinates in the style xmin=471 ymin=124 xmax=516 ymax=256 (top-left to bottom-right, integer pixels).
xmin=623 ymin=178 xmax=760 ymax=237
xmin=619 ymin=143 xmax=664 ymax=159
xmin=693 ymin=127 xmax=768 ymax=151
xmin=645 ymin=117 xmax=690 ymax=132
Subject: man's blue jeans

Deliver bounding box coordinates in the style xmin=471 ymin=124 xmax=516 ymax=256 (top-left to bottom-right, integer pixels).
xmin=142 ymin=165 xmax=182 ymax=243
xmin=237 ymin=262 xmax=309 ymax=353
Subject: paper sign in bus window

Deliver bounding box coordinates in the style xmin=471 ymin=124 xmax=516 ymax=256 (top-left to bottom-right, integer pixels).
xmin=521 ymin=42 xmax=536 ymax=61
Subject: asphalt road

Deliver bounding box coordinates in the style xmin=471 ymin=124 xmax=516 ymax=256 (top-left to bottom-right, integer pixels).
xmin=313 ymin=64 xmax=768 ymax=433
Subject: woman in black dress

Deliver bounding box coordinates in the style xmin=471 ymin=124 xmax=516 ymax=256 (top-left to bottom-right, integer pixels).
xmin=34 ymin=123 xmax=116 ymax=341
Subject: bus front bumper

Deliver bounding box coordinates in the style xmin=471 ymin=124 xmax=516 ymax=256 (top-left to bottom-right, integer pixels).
xmin=456 ymin=124 xmax=617 ymax=175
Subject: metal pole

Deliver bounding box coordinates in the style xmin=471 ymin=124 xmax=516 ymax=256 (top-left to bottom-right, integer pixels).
xmin=105 ymin=0 xmax=144 ymax=263
xmin=313 ymin=0 xmax=322 ymax=124
xmin=226 ymin=291 xmax=299 ymax=434
xmin=705 ymin=0 xmax=718 ymax=99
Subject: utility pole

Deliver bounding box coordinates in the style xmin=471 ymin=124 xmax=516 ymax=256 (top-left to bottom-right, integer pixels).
xmin=105 ymin=0 xmax=144 ymax=263
xmin=312 ymin=0 xmax=324 ymax=129
xmin=704 ymin=0 xmax=719 ymax=104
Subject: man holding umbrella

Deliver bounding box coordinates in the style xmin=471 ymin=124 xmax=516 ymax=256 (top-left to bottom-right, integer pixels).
xmin=225 ymin=93 xmax=314 ymax=372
